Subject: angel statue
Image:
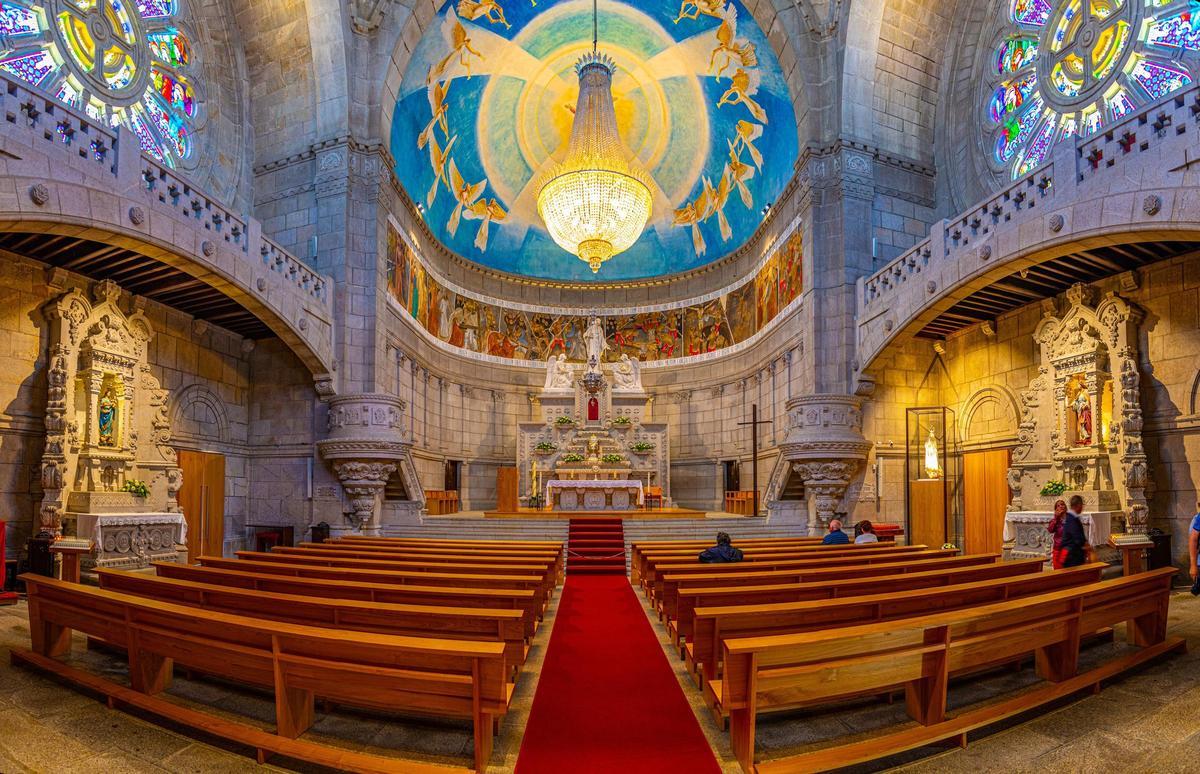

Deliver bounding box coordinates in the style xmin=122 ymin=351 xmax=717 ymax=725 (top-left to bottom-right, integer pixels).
xmin=612 ymin=354 xmax=643 ymax=392
xmin=543 ymin=353 xmax=574 ymax=390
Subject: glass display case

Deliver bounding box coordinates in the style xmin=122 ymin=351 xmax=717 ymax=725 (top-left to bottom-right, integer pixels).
xmin=905 ymin=407 xmax=963 ymax=549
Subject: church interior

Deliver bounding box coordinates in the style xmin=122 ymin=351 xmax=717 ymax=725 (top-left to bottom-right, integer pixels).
xmin=3 ymin=0 xmax=1200 ymax=770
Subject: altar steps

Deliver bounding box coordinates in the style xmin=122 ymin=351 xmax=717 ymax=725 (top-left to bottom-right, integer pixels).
xmin=567 ymin=519 xmax=626 ymax=575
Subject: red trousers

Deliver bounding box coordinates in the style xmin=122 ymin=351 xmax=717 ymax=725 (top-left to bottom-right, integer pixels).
xmin=1051 ymin=548 xmax=1068 ymax=570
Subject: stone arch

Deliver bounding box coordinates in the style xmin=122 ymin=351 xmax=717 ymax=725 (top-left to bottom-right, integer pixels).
xmin=171 ymin=385 xmax=232 ymax=445
xmin=960 ymin=386 xmax=1019 ymax=445
xmin=1187 ymin=369 xmax=1200 ymax=417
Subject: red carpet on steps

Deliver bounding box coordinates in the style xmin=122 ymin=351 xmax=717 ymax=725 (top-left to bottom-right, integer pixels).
xmin=566 ymin=518 xmax=626 ymax=575
xmin=514 ymin=574 xmax=721 ymax=774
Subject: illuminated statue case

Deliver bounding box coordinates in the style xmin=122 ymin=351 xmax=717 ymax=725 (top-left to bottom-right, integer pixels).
xmin=905 ymin=407 xmax=963 ymax=551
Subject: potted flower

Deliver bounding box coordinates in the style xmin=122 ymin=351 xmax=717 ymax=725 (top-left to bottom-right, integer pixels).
xmin=534 ymin=441 xmax=558 ymax=455
xmin=630 ymin=441 xmax=656 ymax=454
xmin=610 ymin=416 xmax=632 ymax=429
xmin=601 ymin=453 xmax=624 ymax=465
xmin=1040 ymin=479 xmax=1067 ymax=497
xmin=561 ymin=453 xmax=585 ymax=463
xmin=554 ymin=415 xmax=575 ymax=428
xmin=122 ymin=479 xmax=150 ymax=498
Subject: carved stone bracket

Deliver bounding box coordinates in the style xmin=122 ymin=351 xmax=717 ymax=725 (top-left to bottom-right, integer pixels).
xmin=316 ymin=393 xmax=422 ymax=531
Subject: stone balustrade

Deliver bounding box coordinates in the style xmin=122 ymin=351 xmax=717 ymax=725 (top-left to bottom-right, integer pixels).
xmin=0 ymin=72 xmax=335 ymax=378
xmin=856 ymin=85 xmax=1200 ymax=375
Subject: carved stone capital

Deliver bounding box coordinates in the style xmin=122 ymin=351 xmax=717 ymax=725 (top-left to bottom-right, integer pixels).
xmin=780 ymin=394 xmax=871 ymax=461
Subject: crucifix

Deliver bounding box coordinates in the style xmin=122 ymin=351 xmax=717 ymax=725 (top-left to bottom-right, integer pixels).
xmin=737 ymin=404 xmax=773 ymax=517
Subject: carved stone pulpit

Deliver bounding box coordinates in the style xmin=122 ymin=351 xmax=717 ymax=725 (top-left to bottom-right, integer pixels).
xmin=39 ymin=280 xmax=186 ymax=573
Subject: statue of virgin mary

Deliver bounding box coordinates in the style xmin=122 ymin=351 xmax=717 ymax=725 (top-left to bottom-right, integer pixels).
xmin=98 ymin=389 xmax=117 ymax=446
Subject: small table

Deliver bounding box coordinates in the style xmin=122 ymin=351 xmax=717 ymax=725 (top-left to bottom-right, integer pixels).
xmin=51 ymin=540 xmax=94 ymax=584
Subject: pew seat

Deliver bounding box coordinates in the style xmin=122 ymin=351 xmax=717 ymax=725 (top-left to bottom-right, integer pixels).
xmin=16 ymin=575 xmax=511 ymax=772
xmin=707 ymin=568 xmax=1181 ymax=773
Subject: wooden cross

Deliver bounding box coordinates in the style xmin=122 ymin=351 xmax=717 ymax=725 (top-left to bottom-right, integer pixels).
xmin=736 ymin=404 xmax=773 ymax=517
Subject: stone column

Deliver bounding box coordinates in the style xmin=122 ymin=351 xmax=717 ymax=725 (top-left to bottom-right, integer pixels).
xmin=316 ymin=393 xmax=422 ymax=534
xmin=773 ymin=394 xmax=872 ymax=534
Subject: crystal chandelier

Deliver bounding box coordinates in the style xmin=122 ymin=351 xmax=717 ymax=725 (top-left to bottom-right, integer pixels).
xmin=536 ymin=1 xmax=653 ymax=274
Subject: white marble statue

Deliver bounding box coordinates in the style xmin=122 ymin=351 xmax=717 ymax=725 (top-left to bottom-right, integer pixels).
xmin=612 ymin=354 xmax=643 ymax=391
xmin=543 ymin=353 xmax=575 ymax=390
xmin=583 ymin=316 xmax=608 ymax=372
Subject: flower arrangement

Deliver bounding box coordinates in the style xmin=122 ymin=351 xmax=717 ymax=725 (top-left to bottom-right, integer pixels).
xmin=122 ymin=479 xmax=150 ymax=498
xmin=534 ymin=441 xmax=558 ymax=452
xmin=554 ymin=416 xmax=574 ymax=426
xmin=601 ymin=453 xmax=624 ymax=464
xmin=611 ymin=416 xmax=632 ymax=426
xmin=1040 ymin=479 xmax=1068 ymax=497
xmin=562 ymin=453 xmax=585 ymax=463
xmin=630 ymin=441 xmax=656 ymax=452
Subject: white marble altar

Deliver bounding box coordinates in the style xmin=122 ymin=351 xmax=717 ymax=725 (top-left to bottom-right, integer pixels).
xmin=546 ymin=479 xmax=644 ymax=511
xmin=1004 ymin=510 xmax=1120 ymax=561
xmin=74 ymin=512 xmax=187 ymax=570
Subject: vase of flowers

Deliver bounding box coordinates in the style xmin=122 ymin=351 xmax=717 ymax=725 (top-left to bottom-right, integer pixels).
xmin=122 ymin=479 xmax=150 ymax=498
xmin=630 ymin=441 xmax=655 ymax=454
xmin=601 ymin=453 xmax=624 ymax=465
xmin=534 ymin=441 xmax=558 ymax=455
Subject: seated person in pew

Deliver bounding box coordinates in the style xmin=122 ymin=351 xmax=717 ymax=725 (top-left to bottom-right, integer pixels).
xmin=822 ymin=519 xmax=850 ymax=545
xmin=854 ymin=520 xmax=879 ymax=544
xmin=698 ymin=532 xmax=744 ymax=564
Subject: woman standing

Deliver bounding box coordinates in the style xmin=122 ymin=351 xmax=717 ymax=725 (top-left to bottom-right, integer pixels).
xmin=1047 ymin=499 xmax=1068 ymax=569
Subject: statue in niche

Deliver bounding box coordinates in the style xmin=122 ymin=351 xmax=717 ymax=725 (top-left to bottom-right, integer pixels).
xmin=543 ymin=353 xmax=575 ymax=390
xmin=612 ymin=354 xmax=642 ymax=391
xmin=922 ymin=427 xmax=941 ymax=479
xmin=583 ymin=316 xmax=608 ymax=372
xmin=98 ymin=389 xmax=117 ymax=447
xmin=1072 ymin=390 xmax=1093 ymax=445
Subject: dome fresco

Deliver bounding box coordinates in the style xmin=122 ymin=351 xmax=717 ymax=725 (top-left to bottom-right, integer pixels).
xmin=390 ymin=0 xmax=800 ymax=282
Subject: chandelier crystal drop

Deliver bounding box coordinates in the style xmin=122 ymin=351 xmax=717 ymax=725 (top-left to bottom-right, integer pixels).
xmin=536 ymin=46 xmax=653 ymax=274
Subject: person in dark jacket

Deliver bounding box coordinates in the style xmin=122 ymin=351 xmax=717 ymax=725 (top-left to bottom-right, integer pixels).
xmin=822 ymin=519 xmax=850 ymax=545
xmin=1061 ymin=495 xmax=1089 ymax=568
xmin=1047 ymin=499 xmax=1068 ymax=569
xmin=699 ymin=532 xmax=744 ymax=563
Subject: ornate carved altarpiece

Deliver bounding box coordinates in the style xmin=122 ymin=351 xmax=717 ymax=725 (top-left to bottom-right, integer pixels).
xmin=1004 ymin=284 xmax=1149 ymax=559
xmin=39 ymin=280 xmax=185 ymax=572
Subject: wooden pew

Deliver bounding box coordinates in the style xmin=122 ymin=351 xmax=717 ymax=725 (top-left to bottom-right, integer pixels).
xmin=710 ymin=568 xmax=1181 ymax=773
xmin=279 ymin=544 xmax=565 ymax=583
xmin=670 ymin=557 xmax=1045 ymax=648
xmin=658 ymin=551 xmax=984 ymax=624
xmin=154 ymin=562 xmax=542 ymax=638
xmin=233 ymin=550 xmax=560 ymax=604
xmin=690 ymin=563 xmax=1108 ymax=684
xmin=311 ymin=541 xmax=564 ymax=557
xmin=653 ymin=548 xmax=961 ymax=618
xmin=640 ymin=543 xmax=929 ymax=592
xmin=198 ymin=557 xmax=553 ymax=616
xmin=632 ymin=539 xmax=825 ymax=585
xmin=15 ymin=574 xmax=511 ymax=773
xmin=338 ymin=536 xmax=563 ymax=548
xmin=98 ymin=569 xmax=528 ymax=678
xmin=631 ymin=538 xmax=821 ymax=582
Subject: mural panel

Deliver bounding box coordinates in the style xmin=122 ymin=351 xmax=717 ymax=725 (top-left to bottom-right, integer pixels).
xmin=390 ymin=0 xmax=799 ymax=282
xmin=387 ymin=223 xmax=802 ymax=362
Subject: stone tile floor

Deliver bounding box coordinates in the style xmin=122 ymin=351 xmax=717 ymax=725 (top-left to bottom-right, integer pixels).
xmin=638 ymin=586 xmax=1200 ymax=774
xmin=2 ymin=585 xmax=1198 ymax=773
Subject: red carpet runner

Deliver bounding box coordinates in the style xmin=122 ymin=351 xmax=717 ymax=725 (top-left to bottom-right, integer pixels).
xmin=566 ymin=518 xmax=626 ymax=574
xmin=514 ymin=573 xmax=721 ymax=773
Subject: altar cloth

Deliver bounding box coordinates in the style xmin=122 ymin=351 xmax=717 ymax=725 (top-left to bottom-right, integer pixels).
xmin=546 ymin=479 xmax=644 ymax=511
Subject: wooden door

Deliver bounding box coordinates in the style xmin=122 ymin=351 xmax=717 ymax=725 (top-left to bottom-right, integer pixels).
xmin=178 ymin=450 xmax=226 ymax=562
xmin=963 ymin=448 xmax=1011 ymax=555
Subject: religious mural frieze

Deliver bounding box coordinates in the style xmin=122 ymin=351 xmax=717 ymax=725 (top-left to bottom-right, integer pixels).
xmin=386 ymin=219 xmax=802 ymax=364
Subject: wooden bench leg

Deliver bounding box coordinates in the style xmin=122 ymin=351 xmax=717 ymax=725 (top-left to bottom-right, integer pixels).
xmin=473 ymin=710 xmax=494 ymax=773
xmin=274 ymin=685 xmax=315 ymax=739
xmin=128 ymin=649 xmax=173 ymax=695
xmin=729 ymin=707 xmax=756 ymax=774
xmin=29 ymin=603 xmax=72 ymax=659
xmin=1130 ymin=600 xmax=1168 ymax=647
xmin=1036 ymin=614 xmax=1081 ymax=683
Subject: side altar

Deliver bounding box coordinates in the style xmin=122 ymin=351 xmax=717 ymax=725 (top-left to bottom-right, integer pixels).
xmin=1004 ymin=283 xmax=1151 ymax=561
xmin=36 ymin=280 xmax=186 ymax=575
xmin=517 ymin=317 xmax=669 ymax=511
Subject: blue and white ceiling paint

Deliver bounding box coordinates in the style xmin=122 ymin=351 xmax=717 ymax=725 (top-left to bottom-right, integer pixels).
xmin=390 ymin=0 xmax=800 ymax=282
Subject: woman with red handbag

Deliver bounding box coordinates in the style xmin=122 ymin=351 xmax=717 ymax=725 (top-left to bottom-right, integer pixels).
xmin=1047 ymin=499 xmax=1069 ymax=569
